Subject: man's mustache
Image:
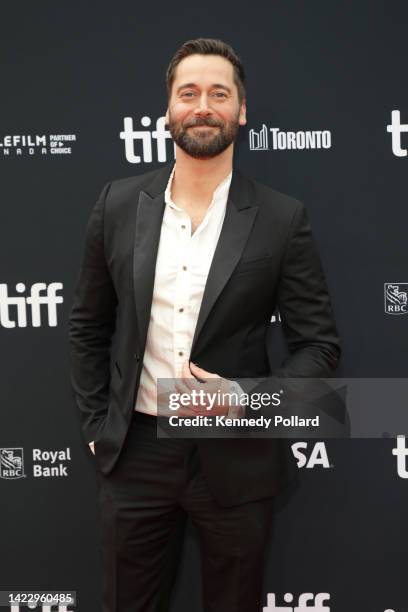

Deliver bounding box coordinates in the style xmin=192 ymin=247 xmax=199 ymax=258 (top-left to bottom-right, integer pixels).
xmin=185 ymin=119 xmax=223 ymax=128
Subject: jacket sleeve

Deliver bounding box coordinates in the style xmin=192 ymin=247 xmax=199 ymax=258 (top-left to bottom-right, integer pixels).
xmin=274 ymin=201 xmax=341 ymax=378
xmin=241 ymin=201 xmax=341 ymax=419
xmin=68 ymin=182 xmax=118 ymax=444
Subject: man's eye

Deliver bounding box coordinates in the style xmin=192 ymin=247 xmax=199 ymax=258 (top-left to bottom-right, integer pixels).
xmin=180 ymin=91 xmax=226 ymax=98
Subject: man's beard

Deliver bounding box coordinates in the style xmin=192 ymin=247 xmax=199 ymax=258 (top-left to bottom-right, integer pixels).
xmin=167 ymin=112 xmax=240 ymax=159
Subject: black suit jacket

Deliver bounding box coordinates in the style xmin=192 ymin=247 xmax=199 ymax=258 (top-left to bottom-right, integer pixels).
xmin=68 ymin=161 xmax=341 ymax=506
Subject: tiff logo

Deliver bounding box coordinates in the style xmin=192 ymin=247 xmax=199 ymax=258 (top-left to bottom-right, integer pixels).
xmin=392 ymin=435 xmax=408 ymax=478
xmin=387 ymin=110 xmax=408 ymax=157
xmin=0 ymin=282 xmax=63 ymax=328
xmin=120 ymin=116 xmax=175 ymax=163
xmin=263 ymin=592 xmax=330 ymax=611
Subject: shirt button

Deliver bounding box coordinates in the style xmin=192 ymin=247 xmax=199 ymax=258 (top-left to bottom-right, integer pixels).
xmin=182 ymin=265 xmax=187 ymax=271
xmin=178 ymin=307 xmax=184 ymax=313
xmin=181 ymin=224 xmax=186 ymax=229
xmin=178 ymin=351 xmax=184 ymax=356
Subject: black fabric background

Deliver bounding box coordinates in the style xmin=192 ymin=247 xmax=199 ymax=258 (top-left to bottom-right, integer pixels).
xmin=1 ymin=2 xmax=407 ymax=611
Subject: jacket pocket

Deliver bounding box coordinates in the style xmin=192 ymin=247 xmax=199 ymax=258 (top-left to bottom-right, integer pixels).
xmin=232 ymin=255 xmax=274 ymax=276
xmin=114 ymin=360 xmax=122 ymax=379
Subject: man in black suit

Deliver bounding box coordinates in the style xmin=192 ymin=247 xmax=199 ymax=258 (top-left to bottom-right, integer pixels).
xmin=69 ymin=37 xmax=340 ymax=612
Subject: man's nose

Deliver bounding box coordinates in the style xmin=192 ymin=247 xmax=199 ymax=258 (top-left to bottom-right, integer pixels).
xmin=194 ymin=94 xmax=212 ymax=115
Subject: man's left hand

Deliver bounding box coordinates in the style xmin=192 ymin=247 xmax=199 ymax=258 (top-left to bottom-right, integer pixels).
xmin=173 ymin=361 xmax=232 ymax=417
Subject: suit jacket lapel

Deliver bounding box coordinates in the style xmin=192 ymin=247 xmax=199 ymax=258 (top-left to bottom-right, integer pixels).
xmin=133 ymin=163 xmax=173 ymax=349
xmin=132 ymin=162 xmax=258 ymax=355
xmin=190 ymin=172 xmax=258 ymax=355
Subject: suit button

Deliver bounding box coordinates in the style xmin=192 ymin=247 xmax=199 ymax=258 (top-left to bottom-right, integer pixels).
xmin=133 ymin=353 xmax=140 ymax=361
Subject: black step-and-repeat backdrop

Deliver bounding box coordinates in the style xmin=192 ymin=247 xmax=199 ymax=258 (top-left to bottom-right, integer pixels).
xmin=1 ymin=2 xmax=407 ymax=611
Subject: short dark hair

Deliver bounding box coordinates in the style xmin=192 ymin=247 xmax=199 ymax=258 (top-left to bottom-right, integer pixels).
xmin=166 ymin=37 xmax=246 ymax=105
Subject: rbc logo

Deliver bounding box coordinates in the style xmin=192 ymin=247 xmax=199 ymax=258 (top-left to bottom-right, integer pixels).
xmin=264 ymin=592 xmax=330 ymax=611
xmin=392 ymin=435 xmax=408 ymax=478
xmin=0 ymin=282 xmax=63 ymax=328
xmin=384 ymin=283 xmax=408 ymax=315
xmin=0 ymin=448 xmax=25 ymax=479
xmin=119 ymin=115 xmax=175 ymax=163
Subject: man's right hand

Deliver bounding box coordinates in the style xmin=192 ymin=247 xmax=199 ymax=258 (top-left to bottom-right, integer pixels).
xmin=88 ymin=441 xmax=95 ymax=455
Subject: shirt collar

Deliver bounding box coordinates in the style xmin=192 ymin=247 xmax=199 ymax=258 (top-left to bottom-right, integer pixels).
xmin=164 ymin=162 xmax=232 ymax=211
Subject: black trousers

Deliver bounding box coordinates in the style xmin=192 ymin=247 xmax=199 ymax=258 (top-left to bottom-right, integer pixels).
xmin=95 ymin=410 xmax=275 ymax=612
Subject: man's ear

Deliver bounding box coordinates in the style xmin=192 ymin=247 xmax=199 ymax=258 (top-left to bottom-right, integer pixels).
xmin=239 ymin=99 xmax=247 ymax=126
xmin=165 ymin=107 xmax=169 ymax=126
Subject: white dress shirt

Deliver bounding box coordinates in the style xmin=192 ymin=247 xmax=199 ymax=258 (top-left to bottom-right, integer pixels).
xmin=134 ymin=162 xmax=243 ymax=417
